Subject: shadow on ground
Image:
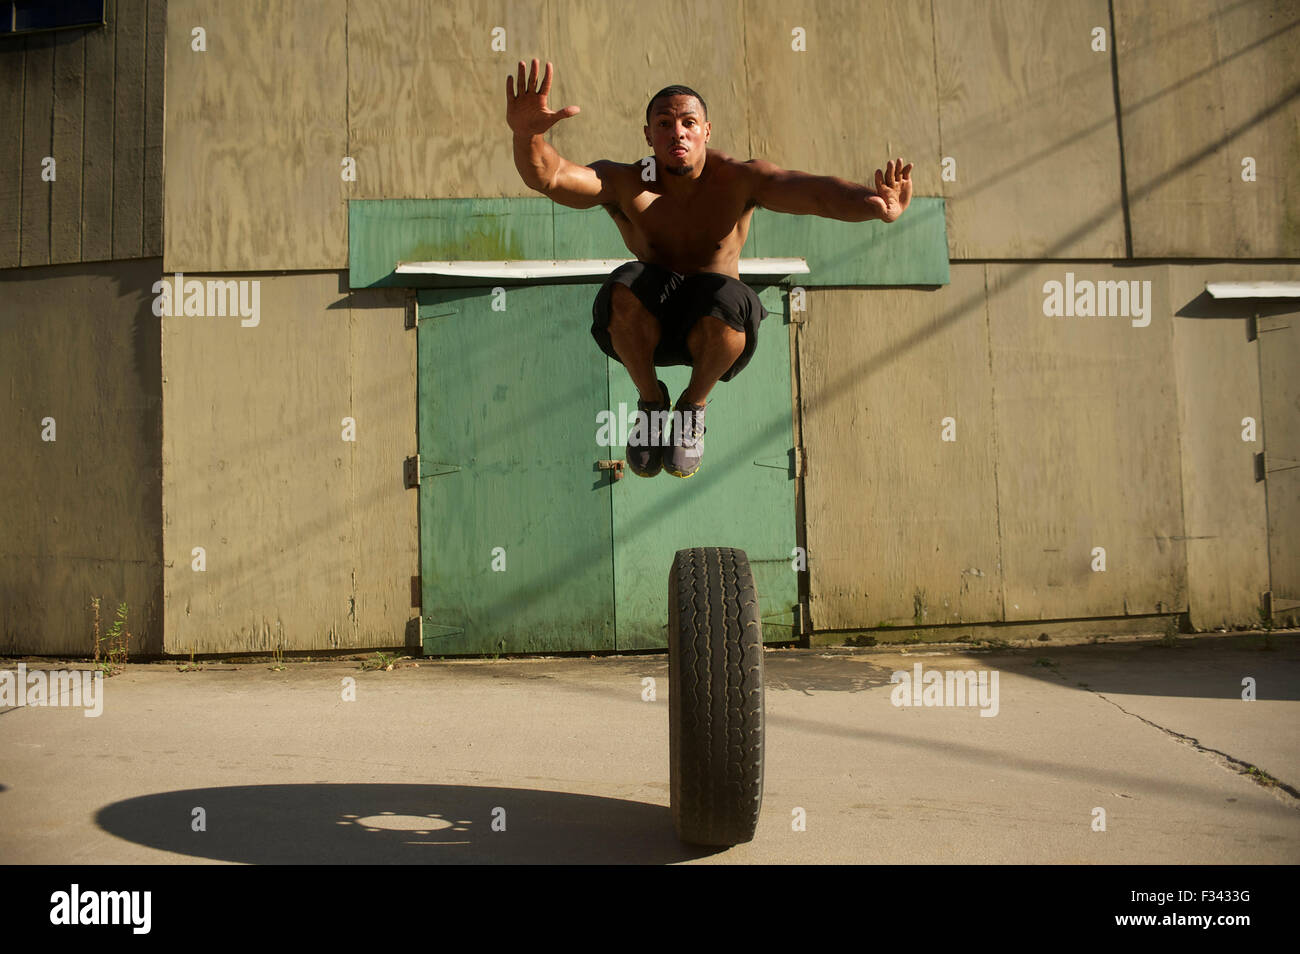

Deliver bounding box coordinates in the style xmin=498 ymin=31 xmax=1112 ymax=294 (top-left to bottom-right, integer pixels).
xmin=393 ymin=632 xmax=1299 ymax=699
xmin=759 ymin=633 xmax=1300 ymax=699
xmin=95 ymin=784 xmax=724 ymax=864
xmin=964 ymin=633 xmax=1300 ymax=700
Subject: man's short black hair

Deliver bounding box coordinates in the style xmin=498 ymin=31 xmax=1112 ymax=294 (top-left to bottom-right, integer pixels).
xmin=645 ymin=85 xmax=708 ymax=126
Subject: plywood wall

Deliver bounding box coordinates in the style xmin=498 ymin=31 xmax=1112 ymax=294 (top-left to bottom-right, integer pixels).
xmin=803 ymin=263 xmax=1195 ymax=631
xmin=0 ymin=0 xmax=165 ymax=269
xmin=1115 ymin=0 xmax=1300 ymax=257
xmin=0 ymin=259 xmax=164 ymax=656
xmin=986 ymin=263 xmax=1185 ymax=620
xmin=6 ymin=1 xmax=1294 ymax=653
xmin=348 ymin=0 xmax=548 ymax=202
xmin=1168 ymin=264 xmax=1278 ymax=630
xmin=801 ymin=267 xmax=1001 ymax=629
xmin=163 ymin=0 xmax=349 ymax=270
xmin=933 ymin=0 xmax=1126 ymax=258
xmin=160 ymin=272 xmax=416 ymax=652
xmin=158 ymin=0 xmax=1299 ymax=269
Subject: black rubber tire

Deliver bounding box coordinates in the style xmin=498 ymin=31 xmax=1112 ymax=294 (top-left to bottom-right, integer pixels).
xmin=668 ymin=546 xmax=764 ymax=846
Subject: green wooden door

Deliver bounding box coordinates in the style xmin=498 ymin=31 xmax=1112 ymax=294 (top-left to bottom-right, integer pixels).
xmin=416 ymin=282 xmax=798 ymax=655
xmin=609 ymin=284 xmax=799 ymax=649
xmin=416 ymin=284 xmax=616 ymax=654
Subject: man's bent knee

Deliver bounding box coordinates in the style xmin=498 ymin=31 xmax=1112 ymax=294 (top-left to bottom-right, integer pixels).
xmin=687 ymin=313 xmax=745 ymax=350
xmin=610 ymin=283 xmax=643 ymax=314
xmin=609 ymin=285 xmax=659 ymax=334
xmin=689 ymin=312 xmax=740 ymax=335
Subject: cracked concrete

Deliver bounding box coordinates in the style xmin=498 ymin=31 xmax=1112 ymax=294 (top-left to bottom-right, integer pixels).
xmin=1092 ymin=692 xmax=1300 ymax=802
xmin=0 ymin=632 xmax=1296 ymax=863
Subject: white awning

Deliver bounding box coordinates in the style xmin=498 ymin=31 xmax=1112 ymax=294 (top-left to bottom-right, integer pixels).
xmin=1205 ymin=281 xmax=1300 ymax=299
xmin=395 ymin=258 xmax=810 ymax=279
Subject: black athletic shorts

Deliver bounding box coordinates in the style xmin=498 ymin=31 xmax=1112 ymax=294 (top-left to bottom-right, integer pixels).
xmin=591 ymin=261 xmax=769 ymax=383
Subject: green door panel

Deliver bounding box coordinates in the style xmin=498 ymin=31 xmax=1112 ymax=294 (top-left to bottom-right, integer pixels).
xmin=416 ymin=284 xmax=616 ymax=655
xmin=609 ymin=284 xmax=799 ymax=650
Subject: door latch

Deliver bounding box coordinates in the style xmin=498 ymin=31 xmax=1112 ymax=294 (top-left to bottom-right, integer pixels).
xmin=596 ymin=459 xmax=625 ymax=480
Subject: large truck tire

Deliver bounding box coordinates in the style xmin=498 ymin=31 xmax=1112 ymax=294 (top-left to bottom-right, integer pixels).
xmin=667 ymin=546 xmax=764 ymax=846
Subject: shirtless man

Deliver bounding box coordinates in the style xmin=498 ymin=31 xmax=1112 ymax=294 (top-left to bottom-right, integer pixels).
xmin=507 ymin=59 xmax=913 ymax=478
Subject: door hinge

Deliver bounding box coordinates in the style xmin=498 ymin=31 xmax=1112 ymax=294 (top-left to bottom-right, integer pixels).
xmin=1262 ymin=591 xmax=1300 ymax=615
xmin=753 ymin=447 xmax=802 ymax=477
xmin=410 ymin=575 xmax=421 ymax=608
xmin=422 ymin=619 xmax=466 ymax=639
xmin=408 ymin=299 xmax=459 ymax=328
xmin=1261 ymin=453 xmax=1300 ymax=477
xmin=421 ymin=302 xmax=459 ymax=321
xmin=405 ymin=456 xmax=462 ymax=487
xmin=1253 ymin=452 xmax=1300 ymax=481
xmin=760 ymin=604 xmax=801 ymax=640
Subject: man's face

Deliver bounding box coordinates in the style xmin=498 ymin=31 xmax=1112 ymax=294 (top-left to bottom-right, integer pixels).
xmin=644 ymin=95 xmax=710 ymax=177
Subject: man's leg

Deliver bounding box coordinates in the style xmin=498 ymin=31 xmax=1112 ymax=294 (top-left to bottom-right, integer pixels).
xmin=608 ymin=282 xmax=674 ymax=476
xmin=680 ymin=314 xmax=746 ymax=405
xmin=608 ymin=284 xmax=664 ymax=403
xmin=661 ymin=315 xmax=745 ymax=478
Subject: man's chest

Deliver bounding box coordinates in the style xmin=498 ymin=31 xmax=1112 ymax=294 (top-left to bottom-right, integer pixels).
xmin=618 ymin=188 xmax=755 ymax=247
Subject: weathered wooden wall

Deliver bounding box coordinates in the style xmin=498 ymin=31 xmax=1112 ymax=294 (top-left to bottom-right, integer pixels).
xmin=801 ymin=263 xmax=1296 ymax=631
xmin=0 ymin=259 xmax=164 ymax=656
xmin=4 ymin=0 xmax=1296 ymax=654
xmin=986 ymin=264 xmax=1185 ymax=620
xmin=349 ymin=0 xmax=548 ymax=204
xmin=933 ymin=0 xmax=1127 ymax=258
xmin=163 ymin=0 xmax=348 ymax=270
xmin=1168 ymin=264 xmax=1284 ymax=631
xmin=159 ymin=0 xmax=1298 ymax=268
xmin=800 ymin=267 xmax=1002 ymax=629
xmin=1115 ymin=0 xmax=1300 ymax=257
xmin=0 ymin=0 xmax=164 ymax=269
xmin=160 ymin=273 xmax=417 ymax=653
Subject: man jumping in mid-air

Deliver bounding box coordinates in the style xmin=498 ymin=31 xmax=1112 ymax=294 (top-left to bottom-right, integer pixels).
xmin=507 ymin=59 xmax=913 ymax=479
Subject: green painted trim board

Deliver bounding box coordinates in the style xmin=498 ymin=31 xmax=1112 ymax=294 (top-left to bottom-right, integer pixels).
xmin=351 ymin=197 xmax=948 ymax=289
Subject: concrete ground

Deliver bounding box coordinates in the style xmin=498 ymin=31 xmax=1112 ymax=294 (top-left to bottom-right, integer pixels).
xmin=1 ymin=631 xmax=1297 ymax=864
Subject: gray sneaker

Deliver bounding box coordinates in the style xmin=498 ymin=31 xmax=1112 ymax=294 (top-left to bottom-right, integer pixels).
xmin=627 ymin=380 xmax=671 ymax=478
xmin=665 ymin=398 xmax=707 ymax=478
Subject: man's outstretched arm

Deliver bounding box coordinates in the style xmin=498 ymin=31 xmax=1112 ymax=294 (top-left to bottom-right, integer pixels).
xmin=745 ymin=158 xmax=914 ymax=223
xmin=507 ymin=58 xmax=614 ymax=210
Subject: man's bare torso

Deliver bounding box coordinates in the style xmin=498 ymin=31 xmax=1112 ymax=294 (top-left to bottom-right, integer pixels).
xmin=599 ymin=149 xmax=755 ymax=279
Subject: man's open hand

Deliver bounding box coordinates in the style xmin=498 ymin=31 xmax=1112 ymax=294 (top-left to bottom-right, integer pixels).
xmin=506 ymin=59 xmax=580 ymax=137
xmin=868 ymin=158 xmax=913 ymax=223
